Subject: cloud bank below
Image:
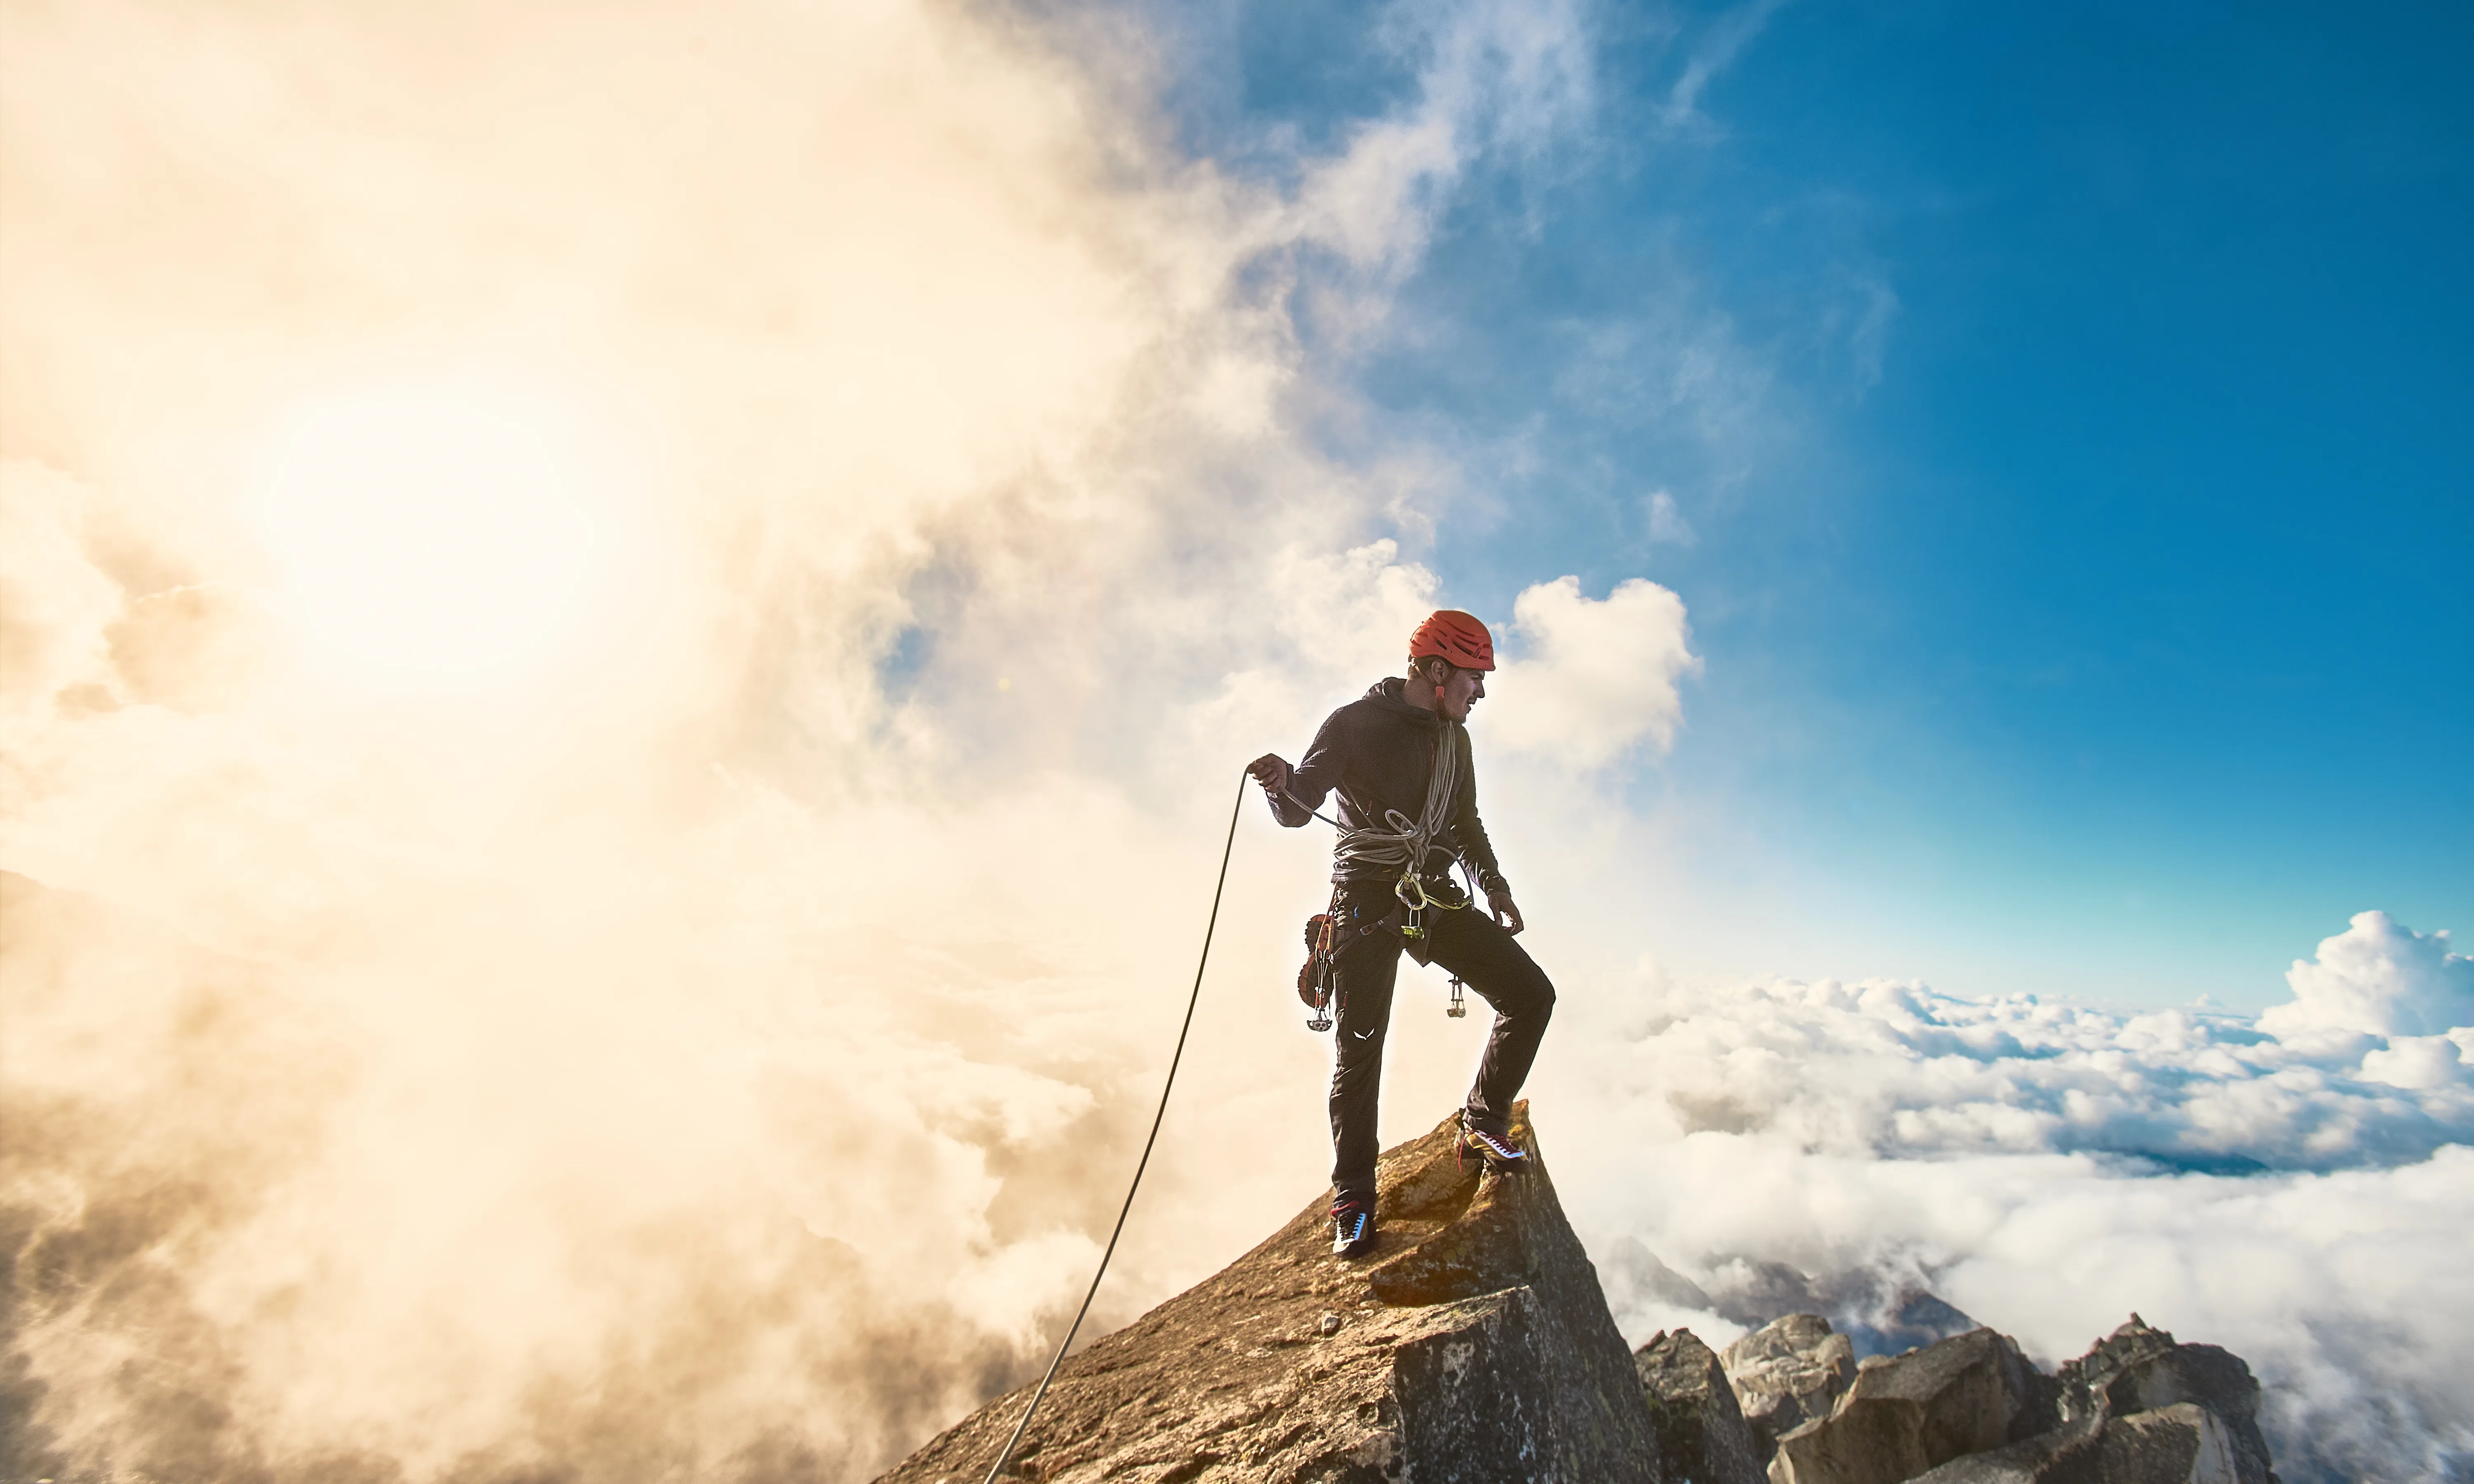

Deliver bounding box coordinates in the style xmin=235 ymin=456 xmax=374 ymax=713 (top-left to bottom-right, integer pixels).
xmin=1561 ymin=910 xmax=2472 ymax=1483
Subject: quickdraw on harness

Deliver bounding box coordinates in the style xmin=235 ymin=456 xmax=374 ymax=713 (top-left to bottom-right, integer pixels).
xmin=1297 ymin=912 xmax=1337 ymax=1032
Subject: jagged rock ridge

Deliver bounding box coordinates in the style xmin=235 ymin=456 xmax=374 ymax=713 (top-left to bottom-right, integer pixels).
xmin=1767 ymin=1326 xmax=2053 ymax=1484
xmin=1907 ymin=1315 xmax=2279 ymax=1484
xmin=873 ymin=1107 xmax=2281 ymax=1484
xmin=872 ymin=1105 xmax=1659 ymax=1484
xmin=1712 ymin=1311 xmax=2280 ymax=1484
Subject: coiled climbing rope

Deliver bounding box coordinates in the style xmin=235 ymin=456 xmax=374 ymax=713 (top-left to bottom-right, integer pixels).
xmin=1329 ymin=730 xmax=1460 ymax=890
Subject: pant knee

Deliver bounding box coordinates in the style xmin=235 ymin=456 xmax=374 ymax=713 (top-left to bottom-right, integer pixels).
xmin=1512 ymin=968 xmax=1554 ymax=1020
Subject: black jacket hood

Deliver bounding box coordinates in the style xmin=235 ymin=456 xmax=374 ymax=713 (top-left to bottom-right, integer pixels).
xmin=1364 ymin=675 xmax=1449 ymax=727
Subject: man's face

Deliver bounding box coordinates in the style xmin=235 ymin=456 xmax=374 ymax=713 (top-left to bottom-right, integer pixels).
xmin=1435 ymin=662 xmax=1486 ymax=721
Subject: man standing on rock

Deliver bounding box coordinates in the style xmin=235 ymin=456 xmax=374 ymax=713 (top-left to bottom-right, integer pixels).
xmin=1249 ymin=610 xmax=1556 ymax=1259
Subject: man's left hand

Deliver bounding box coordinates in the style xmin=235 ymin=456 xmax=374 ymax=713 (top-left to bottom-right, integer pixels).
xmin=1487 ymin=888 xmax=1524 ymax=936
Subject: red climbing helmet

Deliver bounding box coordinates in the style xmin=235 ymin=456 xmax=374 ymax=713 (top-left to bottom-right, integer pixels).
xmin=1408 ymin=610 xmax=1496 ymax=672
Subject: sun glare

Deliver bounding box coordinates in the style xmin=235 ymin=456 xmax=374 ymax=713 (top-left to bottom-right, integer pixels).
xmin=253 ymin=383 xmax=603 ymax=684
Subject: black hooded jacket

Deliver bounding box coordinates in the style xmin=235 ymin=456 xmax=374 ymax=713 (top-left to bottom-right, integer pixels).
xmin=1271 ymin=677 xmax=1507 ymax=892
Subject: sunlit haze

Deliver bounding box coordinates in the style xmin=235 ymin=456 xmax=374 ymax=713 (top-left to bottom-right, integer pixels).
xmin=2 ymin=2 xmax=2466 ymax=1482
xmin=252 ymin=382 xmax=610 ymax=683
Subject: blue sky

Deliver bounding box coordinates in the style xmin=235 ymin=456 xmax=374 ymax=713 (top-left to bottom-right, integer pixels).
xmin=1157 ymin=0 xmax=2471 ymax=1006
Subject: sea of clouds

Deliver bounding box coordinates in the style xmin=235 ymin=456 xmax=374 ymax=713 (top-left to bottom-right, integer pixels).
xmin=1557 ymin=909 xmax=2474 ymax=1482
xmin=2 ymin=2 xmax=2467 ymax=1483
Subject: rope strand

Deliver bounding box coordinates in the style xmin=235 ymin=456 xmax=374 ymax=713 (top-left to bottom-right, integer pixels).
xmin=979 ymin=770 xmax=1249 ymax=1484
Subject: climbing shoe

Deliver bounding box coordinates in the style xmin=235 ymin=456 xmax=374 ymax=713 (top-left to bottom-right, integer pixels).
xmin=1460 ymin=1118 xmax=1528 ymax=1174
xmin=1331 ymin=1200 xmax=1376 ymax=1258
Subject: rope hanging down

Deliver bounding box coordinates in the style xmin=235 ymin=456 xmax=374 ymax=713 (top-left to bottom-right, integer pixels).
xmin=980 ymin=770 xmax=1249 ymax=1484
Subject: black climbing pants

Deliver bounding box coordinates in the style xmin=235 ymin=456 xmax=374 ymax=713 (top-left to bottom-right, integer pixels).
xmin=1326 ymin=889 xmax=1555 ymax=1209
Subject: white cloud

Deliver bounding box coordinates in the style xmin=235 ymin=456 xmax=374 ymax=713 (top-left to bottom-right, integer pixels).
xmin=1486 ymin=575 xmax=1701 ymax=768
xmin=2260 ymin=910 xmax=2473 ymax=1040
xmin=1277 ymin=0 xmax=1595 ymax=333
xmin=1656 ymin=0 xmax=1787 ymax=138
xmin=2361 ymin=1034 xmax=2471 ymax=1091
xmin=1550 ymin=911 xmax=2474 ymax=1483
xmin=1646 ymin=489 xmax=1698 ymax=547
xmin=0 ymin=466 xmax=122 ymax=722
xmin=0 ymin=2 xmax=1639 ymax=1479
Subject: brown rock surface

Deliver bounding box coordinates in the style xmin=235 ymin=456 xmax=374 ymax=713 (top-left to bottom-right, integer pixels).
xmin=870 ymin=1104 xmax=1660 ymax=1484
xmin=1908 ymin=1316 xmax=2279 ymax=1484
xmin=1721 ymin=1313 xmax=1857 ymax=1458
xmin=1767 ymin=1327 xmax=2047 ymax=1484
xmin=2093 ymin=1405 xmax=2242 ymax=1483
xmin=1637 ymin=1328 xmax=1765 ymax=1484
xmin=1910 ymin=1403 xmax=2242 ymax=1484
xmin=2055 ymin=1316 xmax=2275 ymax=1484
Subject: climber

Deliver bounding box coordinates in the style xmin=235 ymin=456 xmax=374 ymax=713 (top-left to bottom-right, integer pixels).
xmin=1249 ymin=610 xmax=1556 ymax=1259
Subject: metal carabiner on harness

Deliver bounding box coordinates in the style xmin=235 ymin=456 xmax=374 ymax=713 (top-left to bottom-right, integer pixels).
xmin=1395 ymin=867 xmax=1428 ymax=940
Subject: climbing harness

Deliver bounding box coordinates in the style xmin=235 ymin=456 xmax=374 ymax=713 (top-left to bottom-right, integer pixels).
xmin=979 ymin=772 xmax=1247 ymax=1484
xmin=1391 ymin=856 xmax=1474 ymax=956
xmin=1280 ymin=733 xmax=1482 ymax=1031
xmin=1338 ymin=732 xmax=1472 ymax=966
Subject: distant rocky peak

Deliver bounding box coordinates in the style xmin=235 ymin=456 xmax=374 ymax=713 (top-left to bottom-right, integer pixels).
xmin=1721 ymin=1312 xmax=1859 ymax=1458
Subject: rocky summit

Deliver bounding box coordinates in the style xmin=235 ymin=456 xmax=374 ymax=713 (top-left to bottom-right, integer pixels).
xmin=872 ymin=1104 xmax=1659 ymax=1484
xmin=874 ymin=1108 xmax=2280 ymax=1484
xmin=1903 ymin=1316 xmax=2279 ymax=1484
xmin=1765 ymin=1327 xmax=2053 ymax=1484
xmin=1740 ymin=1313 xmax=2279 ymax=1484
xmin=1637 ymin=1327 xmax=1765 ymax=1484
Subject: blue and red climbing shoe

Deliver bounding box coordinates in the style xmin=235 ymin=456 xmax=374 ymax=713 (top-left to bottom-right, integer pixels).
xmin=1460 ymin=1117 xmax=1529 ymax=1174
xmin=1331 ymin=1200 xmax=1377 ymax=1258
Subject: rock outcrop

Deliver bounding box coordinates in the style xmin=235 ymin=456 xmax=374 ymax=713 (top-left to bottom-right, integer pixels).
xmin=872 ymin=1105 xmax=1660 ymax=1484
xmin=1768 ymin=1327 xmax=2052 ymax=1484
xmin=871 ymin=1111 xmax=2283 ymax=1484
xmin=1721 ymin=1313 xmax=1858 ymax=1459
xmin=1636 ymin=1328 xmax=1765 ymax=1484
xmin=1909 ymin=1317 xmax=2279 ymax=1484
